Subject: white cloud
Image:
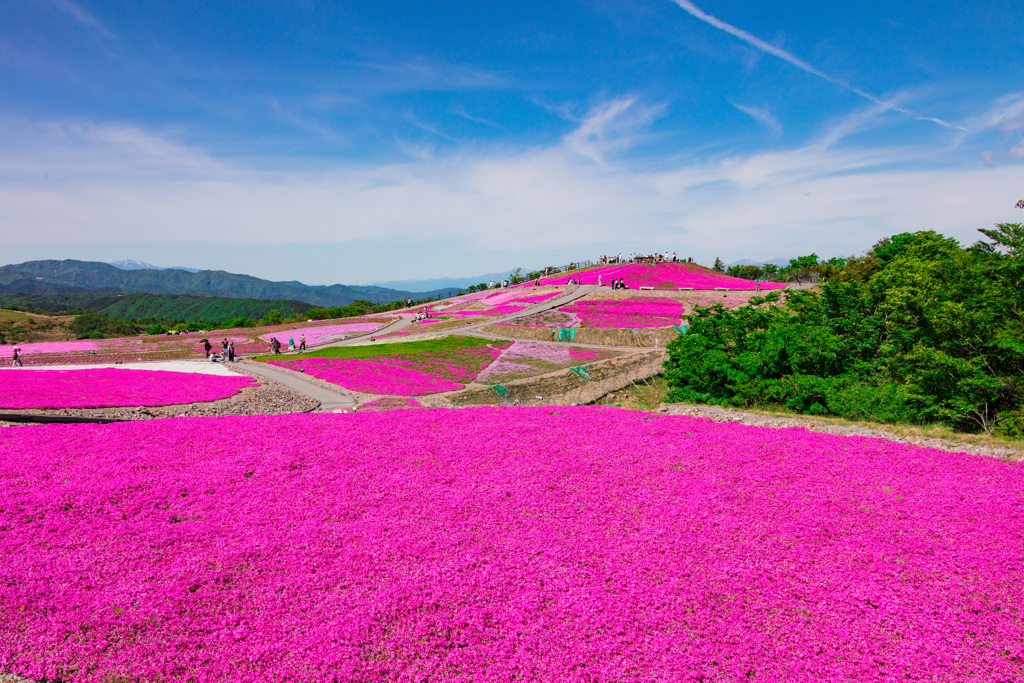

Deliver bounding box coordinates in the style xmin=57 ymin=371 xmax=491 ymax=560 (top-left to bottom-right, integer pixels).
xmin=34 ymin=0 xmax=116 ymax=41
xmin=964 ymin=92 xmax=1024 ymax=133
xmin=732 ymin=103 xmax=782 ymax=138
xmin=1 ymin=98 xmax=1022 ymax=280
xmin=562 ymin=97 xmax=665 ymax=167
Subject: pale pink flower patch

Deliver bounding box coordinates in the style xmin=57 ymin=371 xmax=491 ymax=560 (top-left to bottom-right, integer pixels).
xmin=0 ymin=368 xmax=257 ymax=409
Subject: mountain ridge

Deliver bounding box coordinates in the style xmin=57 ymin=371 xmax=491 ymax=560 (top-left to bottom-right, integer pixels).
xmin=0 ymin=259 xmax=459 ymax=308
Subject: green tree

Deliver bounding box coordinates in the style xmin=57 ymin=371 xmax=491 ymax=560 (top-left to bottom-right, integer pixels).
xmin=712 ymin=258 xmax=724 ymax=273
xmin=664 ymin=229 xmax=1024 ymax=434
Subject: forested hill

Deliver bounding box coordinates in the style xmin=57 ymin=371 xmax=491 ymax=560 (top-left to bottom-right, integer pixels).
xmin=0 ymin=259 xmax=450 ymax=307
xmin=664 ymin=224 xmax=1024 ymax=439
xmin=0 ymin=291 xmax=313 ymax=323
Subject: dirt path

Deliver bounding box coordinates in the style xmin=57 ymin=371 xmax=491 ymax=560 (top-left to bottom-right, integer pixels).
xmin=661 ymin=403 xmax=1023 ymax=460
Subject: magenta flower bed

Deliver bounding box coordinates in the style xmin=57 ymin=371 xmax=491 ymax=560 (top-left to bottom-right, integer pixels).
xmin=0 ymin=340 xmax=101 ymax=355
xmin=269 ymin=358 xmax=463 ymax=395
xmin=357 ymin=396 xmax=423 ymax=410
xmin=443 ymin=304 xmax=527 ymax=317
xmin=2 ymin=408 xmax=1022 ymax=682
xmin=476 ymin=341 xmax=619 ymax=383
xmin=559 ymin=297 xmax=685 ymax=328
xmin=263 ymin=323 xmax=384 ymax=346
xmin=0 ymin=368 xmax=257 ymax=409
xmin=519 ymin=262 xmax=789 ymax=290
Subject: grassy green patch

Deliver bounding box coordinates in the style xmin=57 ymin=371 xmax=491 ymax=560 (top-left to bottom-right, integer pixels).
xmin=253 ymin=334 xmax=492 ymax=362
xmin=601 ymin=374 xmax=670 ymax=411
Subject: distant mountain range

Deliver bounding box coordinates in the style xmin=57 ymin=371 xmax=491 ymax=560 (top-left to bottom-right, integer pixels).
xmin=0 ymin=259 xmax=458 ymax=308
xmin=728 ymin=258 xmax=791 ymax=267
xmin=368 ymin=270 xmax=513 ymax=292
xmin=109 ymin=259 xmax=202 ymax=273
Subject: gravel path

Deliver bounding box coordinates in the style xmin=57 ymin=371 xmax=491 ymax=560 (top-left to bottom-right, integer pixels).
xmin=661 ymin=403 xmax=1023 ymax=460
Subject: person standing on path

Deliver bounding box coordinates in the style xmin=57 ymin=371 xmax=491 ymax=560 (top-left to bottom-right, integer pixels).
xmin=12 ymin=346 xmax=22 ymax=367
xmin=299 ymin=334 xmax=306 ymax=351
xmin=228 ymin=341 xmax=235 ymax=362
xmin=222 ymin=338 xmax=228 ymax=356
xmin=203 ymin=339 xmax=212 ymax=358
xmin=288 ymin=336 xmax=295 ymax=351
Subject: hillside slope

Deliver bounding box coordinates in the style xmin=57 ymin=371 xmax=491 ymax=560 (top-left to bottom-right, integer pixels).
xmin=0 ymin=292 xmax=313 ymax=322
xmin=0 ymin=260 xmax=455 ymax=307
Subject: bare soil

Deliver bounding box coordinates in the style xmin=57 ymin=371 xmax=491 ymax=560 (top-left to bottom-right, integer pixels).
xmin=660 ymin=403 xmax=1023 ymax=460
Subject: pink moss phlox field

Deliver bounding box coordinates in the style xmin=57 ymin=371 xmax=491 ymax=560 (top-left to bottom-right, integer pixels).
xmin=0 ymin=340 xmax=101 ymax=355
xmin=2 ymin=408 xmax=1023 ymax=682
xmin=517 ymin=262 xmax=789 ymax=290
xmin=268 ymin=358 xmax=463 ymax=395
xmin=370 ymin=344 xmax=509 ymax=382
xmin=497 ymin=309 xmax=577 ymax=329
xmin=0 ymin=368 xmax=257 ymax=409
xmin=476 ymin=341 xmax=618 ymax=383
xmin=263 ymin=323 xmax=384 ymax=346
xmin=357 ymin=396 xmax=423 ymax=410
xmin=2 ymin=318 xmax=394 ymax=366
xmin=559 ymin=297 xmax=685 ymax=328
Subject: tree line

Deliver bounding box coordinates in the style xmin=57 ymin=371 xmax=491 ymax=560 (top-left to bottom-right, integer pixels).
xmin=666 ymin=220 xmax=1024 ymax=439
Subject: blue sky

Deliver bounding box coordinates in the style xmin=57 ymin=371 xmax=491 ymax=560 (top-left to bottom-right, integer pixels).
xmin=1 ymin=0 xmax=1022 ymax=284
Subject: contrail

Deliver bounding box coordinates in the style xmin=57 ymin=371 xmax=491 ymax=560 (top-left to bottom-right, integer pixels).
xmin=668 ymin=0 xmax=969 ymax=132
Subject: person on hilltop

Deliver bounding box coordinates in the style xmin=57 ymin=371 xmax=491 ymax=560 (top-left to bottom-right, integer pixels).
xmin=299 ymin=334 xmax=306 ymax=352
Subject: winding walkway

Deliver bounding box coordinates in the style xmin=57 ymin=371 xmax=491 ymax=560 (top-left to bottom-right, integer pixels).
xmin=238 ymin=361 xmax=358 ymax=412
xmin=239 ymin=284 xmax=652 ymax=406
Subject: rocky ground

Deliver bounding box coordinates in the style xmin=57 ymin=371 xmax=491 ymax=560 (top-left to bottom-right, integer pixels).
xmin=661 ymin=403 xmax=1023 ymax=460
xmin=0 ymin=364 xmax=317 ymax=425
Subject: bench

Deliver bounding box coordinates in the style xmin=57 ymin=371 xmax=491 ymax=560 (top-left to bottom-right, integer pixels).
xmin=638 ymin=286 xmax=655 ymax=291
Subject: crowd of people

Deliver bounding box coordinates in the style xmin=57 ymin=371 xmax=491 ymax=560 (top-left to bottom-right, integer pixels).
xmin=599 ymin=252 xmax=689 ymax=265
xmin=205 ymin=338 xmax=238 ymax=362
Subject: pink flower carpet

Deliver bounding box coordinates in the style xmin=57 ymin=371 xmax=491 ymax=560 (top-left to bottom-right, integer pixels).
xmin=1 ymin=408 xmax=1021 ymax=681
xmin=558 ymin=297 xmax=685 ymax=328
xmin=519 ymin=262 xmax=788 ymax=290
xmin=263 ymin=322 xmax=385 ymax=347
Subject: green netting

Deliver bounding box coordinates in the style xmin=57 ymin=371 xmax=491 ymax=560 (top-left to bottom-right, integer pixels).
xmin=569 ymin=366 xmax=594 ymax=381
xmin=673 ymin=325 xmax=689 ymax=335
xmin=492 ymin=384 xmax=509 ymax=397
xmin=557 ymin=327 xmax=576 ymax=342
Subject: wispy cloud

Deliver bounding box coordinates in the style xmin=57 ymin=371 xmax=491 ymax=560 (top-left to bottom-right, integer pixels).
xmin=964 ymin=92 xmax=1024 ymax=133
xmin=403 ymin=112 xmax=459 ymax=143
xmin=732 ymin=103 xmax=782 ymax=138
xmin=563 ymin=97 xmax=665 ymax=167
xmin=269 ymin=99 xmax=349 ymax=145
xmin=34 ymin=0 xmax=116 ymax=41
xmin=667 ymin=0 xmax=967 ymax=132
xmin=450 ymin=105 xmax=504 ymax=130
xmin=2 ymin=92 xmax=1022 ymax=282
